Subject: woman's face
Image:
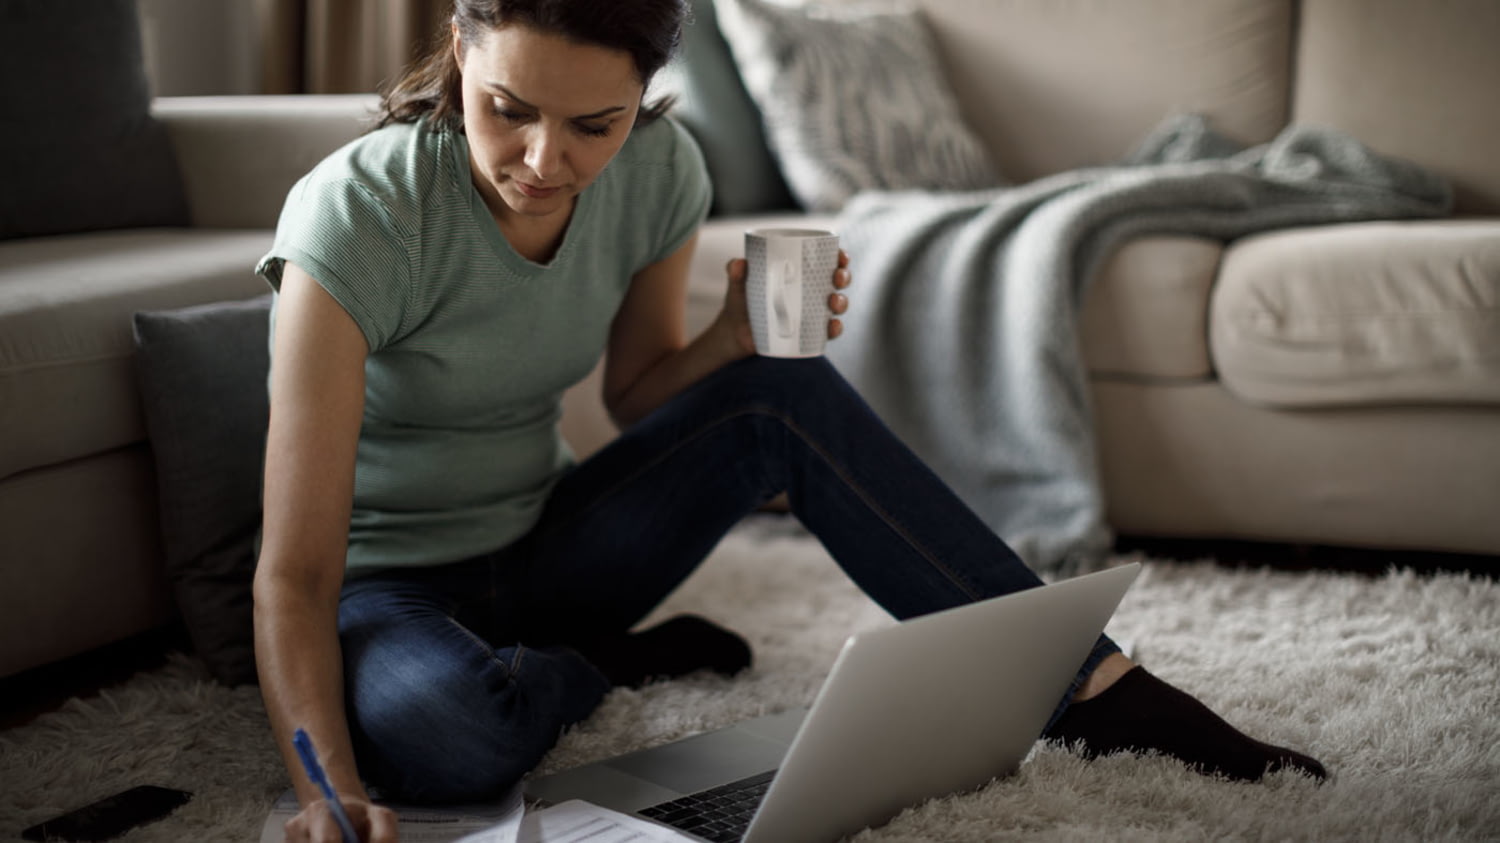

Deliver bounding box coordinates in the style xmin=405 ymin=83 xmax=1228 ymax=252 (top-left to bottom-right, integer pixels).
xmin=455 ymin=23 xmax=643 ymax=227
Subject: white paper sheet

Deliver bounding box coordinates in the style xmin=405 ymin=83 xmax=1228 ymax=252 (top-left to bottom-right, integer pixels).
xmin=259 ymin=785 xmax=523 ymax=843
xmin=503 ymin=800 xmax=695 ymax=843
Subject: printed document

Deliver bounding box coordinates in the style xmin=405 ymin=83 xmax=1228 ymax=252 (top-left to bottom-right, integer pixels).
xmin=260 ymin=790 xmax=692 ymax=842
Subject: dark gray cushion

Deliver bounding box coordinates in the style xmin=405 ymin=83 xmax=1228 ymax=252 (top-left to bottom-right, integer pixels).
xmin=1 ymin=0 xmax=190 ymax=239
xmin=665 ymin=0 xmax=797 ymax=216
xmin=133 ymin=295 xmax=272 ymax=686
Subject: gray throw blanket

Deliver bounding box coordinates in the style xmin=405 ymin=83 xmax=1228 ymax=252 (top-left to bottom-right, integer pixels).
xmin=826 ymin=114 xmax=1452 ymax=575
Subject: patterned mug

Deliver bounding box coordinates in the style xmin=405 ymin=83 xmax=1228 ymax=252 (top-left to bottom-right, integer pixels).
xmin=744 ymin=228 xmax=840 ymax=357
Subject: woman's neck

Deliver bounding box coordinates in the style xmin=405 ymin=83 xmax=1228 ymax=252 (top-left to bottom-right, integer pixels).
xmin=493 ymin=201 xmax=574 ymax=264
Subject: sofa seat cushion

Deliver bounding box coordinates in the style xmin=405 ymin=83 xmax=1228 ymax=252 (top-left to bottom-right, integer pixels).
xmin=0 ymin=229 xmax=272 ymax=480
xmin=1080 ymin=235 xmax=1221 ymax=381
xmin=1211 ymin=220 xmax=1500 ymax=408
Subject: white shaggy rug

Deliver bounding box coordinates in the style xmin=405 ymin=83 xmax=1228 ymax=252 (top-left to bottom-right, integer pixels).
xmin=2 ymin=517 xmax=1497 ymax=842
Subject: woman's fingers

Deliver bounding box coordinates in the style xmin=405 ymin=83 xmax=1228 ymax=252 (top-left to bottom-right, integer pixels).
xmin=829 ymin=252 xmax=851 ymax=340
xmin=364 ymin=804 xmax=400 ymax=843
xmin=286 ymin=798 xmax=399 ymax=843
xmin=730 ymin=251 xmax=849 ymax=341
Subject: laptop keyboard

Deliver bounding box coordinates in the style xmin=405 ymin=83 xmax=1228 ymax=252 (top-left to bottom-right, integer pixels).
xmin=638 ymin=770 xmax=776 ymax=842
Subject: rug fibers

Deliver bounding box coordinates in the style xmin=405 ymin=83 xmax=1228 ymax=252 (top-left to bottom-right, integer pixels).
xmin=1 ymin=517 xmax=1496 ymax=842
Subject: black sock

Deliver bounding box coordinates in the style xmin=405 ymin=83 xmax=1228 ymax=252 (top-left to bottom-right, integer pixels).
xmin=575 ymin=615 xmax=753 ymax=688
xmin=1043 ymin=666 xmax=1327 ymax=782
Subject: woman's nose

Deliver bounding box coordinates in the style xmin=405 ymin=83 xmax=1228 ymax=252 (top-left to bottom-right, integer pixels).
xmin=524 ymin=126 xmax=563 ymax=181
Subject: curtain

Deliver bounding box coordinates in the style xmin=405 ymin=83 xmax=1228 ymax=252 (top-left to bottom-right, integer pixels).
xmin=256 ymin=0 xmax=451 ymax=94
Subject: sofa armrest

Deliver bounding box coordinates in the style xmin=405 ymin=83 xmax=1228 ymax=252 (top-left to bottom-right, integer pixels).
xmin=153 ymin=95 xmax=381 ymax=229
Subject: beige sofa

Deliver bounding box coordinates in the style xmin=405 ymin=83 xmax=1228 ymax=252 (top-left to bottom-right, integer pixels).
xmin=617 ymin=0 xmax=1500 ymax=562
xmin=0 ymin=97 xmax=378 ymax=679
xmin=2 ymin=0 xmax=1496 ymax=680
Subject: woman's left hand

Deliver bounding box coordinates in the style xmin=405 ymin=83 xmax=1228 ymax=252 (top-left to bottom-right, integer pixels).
xmin=827 ymin=249 xmax=853 ymax=340
xmin=722 ymin=249 xmax=853 ymax=353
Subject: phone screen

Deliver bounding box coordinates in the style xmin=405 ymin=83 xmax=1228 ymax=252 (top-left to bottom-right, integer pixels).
xmin=21 ymin=785 xmax=192 ymax=842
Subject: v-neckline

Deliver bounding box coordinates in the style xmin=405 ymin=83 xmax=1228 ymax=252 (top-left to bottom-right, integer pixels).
xmin=452 ymin=129 xmax=593 ymax=272
xmin=492 ymin=201 xmax=575 ymax=265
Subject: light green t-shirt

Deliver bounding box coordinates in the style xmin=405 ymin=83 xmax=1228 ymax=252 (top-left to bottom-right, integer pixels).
xmin=256 ymin=115 xmax=711 ymax=574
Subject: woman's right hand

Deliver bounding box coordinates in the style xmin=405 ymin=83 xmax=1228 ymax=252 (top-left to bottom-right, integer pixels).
xmin=283 ymin=795 xmax=399 ymax=842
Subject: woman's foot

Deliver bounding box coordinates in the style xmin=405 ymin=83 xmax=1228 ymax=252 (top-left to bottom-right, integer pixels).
xmin=1046 ymin=661 xmax=1327 ymax=782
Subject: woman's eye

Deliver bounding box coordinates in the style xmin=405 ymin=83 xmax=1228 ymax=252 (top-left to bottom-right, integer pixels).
xmin=491 ymin=105 xmax=530 ymax=124
xmin=488 ymin=103 xmax=611 ymax=138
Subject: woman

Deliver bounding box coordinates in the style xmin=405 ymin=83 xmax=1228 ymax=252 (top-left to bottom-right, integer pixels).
xmin=255 ymin=1 xmax=1325 ymax=840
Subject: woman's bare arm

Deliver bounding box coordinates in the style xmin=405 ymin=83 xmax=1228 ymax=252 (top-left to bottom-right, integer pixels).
xmin=602 ymin=235 xmax=851 ymax=428
xmin=253 ymin=262 xmax=387 ymax=838
xmin=602 ymin=234 xmax=748 ymax=427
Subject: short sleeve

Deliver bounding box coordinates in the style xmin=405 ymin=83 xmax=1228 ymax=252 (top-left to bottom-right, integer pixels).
xmin=256 ymin=176 xmax=413 ymax=352
xmin=648 ymin=118 xmax=714 ymax=265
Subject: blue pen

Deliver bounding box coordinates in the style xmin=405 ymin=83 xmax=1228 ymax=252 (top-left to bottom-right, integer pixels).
xmin=293 ymin=728 xmax=360 ymax=843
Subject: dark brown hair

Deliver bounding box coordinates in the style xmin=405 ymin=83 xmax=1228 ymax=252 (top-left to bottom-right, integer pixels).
xmin=377 ymin=0 xmax=688 ymax=130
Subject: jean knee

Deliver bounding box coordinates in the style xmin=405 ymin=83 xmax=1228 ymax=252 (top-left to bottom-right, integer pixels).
xmin=345 ymin=640 xmax=607 ymax=804
xmin=711 ymin=355 xmax=851 ymax=415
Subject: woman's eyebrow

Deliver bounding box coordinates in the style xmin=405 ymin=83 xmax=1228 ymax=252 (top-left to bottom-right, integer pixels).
xmin=484 ymin=83 xmax=628 ymax=120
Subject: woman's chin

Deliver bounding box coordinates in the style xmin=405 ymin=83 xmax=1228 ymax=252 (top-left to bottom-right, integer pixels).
xmin=500 ymin=183 xmax=572 ymax=218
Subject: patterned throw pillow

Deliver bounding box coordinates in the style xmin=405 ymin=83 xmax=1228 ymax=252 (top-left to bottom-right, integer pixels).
xmin=714 ymin=0 xmax=1000 ymax=212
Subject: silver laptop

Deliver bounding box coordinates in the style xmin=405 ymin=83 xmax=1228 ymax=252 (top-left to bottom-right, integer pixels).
xmin=525 ymin=563 xmax=1140 ymax=843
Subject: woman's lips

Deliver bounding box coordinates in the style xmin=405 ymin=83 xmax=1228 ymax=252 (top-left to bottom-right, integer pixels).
xmin=515 ymin=181 xmax=561 ymax=199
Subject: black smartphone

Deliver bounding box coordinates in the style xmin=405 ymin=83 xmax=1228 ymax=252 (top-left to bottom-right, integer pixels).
xmin=20 ymin=785 xmax=193 ymax=842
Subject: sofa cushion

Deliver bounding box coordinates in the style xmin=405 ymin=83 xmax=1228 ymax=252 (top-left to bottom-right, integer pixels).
xmin=153 ymin=94 xmax=379 ymax=229
xmin=1292 ymin=0 xmax=1500 ymax=215
xmin=1080 ymin=236 xmax=1221 ymax=381
xmin=0 ymin=0 xmax=190 ymax=239
xmin=0 ymin=230 xmax=271 ymax=482
xmin=0 ymin=446 xmax=176 ymax=679
xmin=133 ymin=295 xmax=273 ymax=687
xmin=658 ymin=0 xmax=796 ymax=216
xmin=1211 ymin=220 xmax=1500 ymax=408
xmin=907 ymin=0 xmax=1292 ymax=183
xmin=714 ymin=0 xmax=999 ymax=212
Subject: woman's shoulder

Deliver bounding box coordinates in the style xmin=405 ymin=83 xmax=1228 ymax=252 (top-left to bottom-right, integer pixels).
xmin=614 ymin=115 xmax=706 ymax=178
xmin=297 ymin=119 xmax=455 ymax=223
xmin=600 ymin=115 xmax=709 ymax=215
xmin=305 ymin=119 xmax=410 ymax=175
xmin=585 ymin=115 xmax=710 ymax=268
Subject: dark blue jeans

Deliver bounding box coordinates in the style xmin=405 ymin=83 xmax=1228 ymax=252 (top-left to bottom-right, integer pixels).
xmin=337 ymin=356 xmax=1120 ymax=803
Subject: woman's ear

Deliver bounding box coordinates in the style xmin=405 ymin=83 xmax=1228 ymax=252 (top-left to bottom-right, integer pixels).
xmin=451 ymin=21 xmax=464 ymax=70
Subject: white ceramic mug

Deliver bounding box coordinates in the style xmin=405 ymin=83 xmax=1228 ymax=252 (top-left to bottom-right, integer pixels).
xmin=744 ymin=228 xmax=840 ymax=357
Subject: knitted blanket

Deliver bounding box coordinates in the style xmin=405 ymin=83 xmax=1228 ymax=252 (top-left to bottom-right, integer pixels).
xmin=826 ymin=114 xmax=1451 ymax=575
